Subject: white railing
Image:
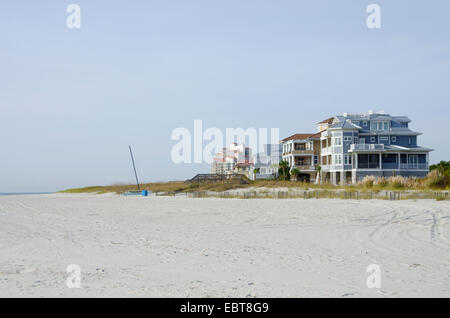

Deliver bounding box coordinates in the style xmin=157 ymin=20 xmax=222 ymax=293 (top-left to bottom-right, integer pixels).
xmin=399 ymin=163 xmax=428 ymax=170
xmin=321 ymin=147 xmax=332 ymax=156
xmin=350 ymin=144 xmax=385 ymax=151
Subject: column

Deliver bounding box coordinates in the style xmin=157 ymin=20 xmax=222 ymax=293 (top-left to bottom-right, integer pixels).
xmin=379 ymin=153 xmax=382 ymax=170
xmin=340 ymin=171 xmax=346 ymax=186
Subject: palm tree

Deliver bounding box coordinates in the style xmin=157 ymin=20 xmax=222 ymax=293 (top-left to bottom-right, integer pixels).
xmin=290 ymin=168 xmax=300 ymax=181
xmin=278 ymin=160 xmax=290 ymax=180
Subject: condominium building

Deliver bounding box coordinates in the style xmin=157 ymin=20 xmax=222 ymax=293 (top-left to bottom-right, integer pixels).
xmin=210 ymin=143 xmax=252 ymax=175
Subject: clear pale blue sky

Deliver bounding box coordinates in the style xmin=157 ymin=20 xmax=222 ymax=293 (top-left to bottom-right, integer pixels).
xmin=1 ymin=0 xmax=449 ymax=192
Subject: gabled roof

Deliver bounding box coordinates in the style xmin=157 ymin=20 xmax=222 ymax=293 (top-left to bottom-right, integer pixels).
xmin=317 ymin=117 xmax=335 ymax=124
xmin=282 ymin=133 xmax=314 ymax=142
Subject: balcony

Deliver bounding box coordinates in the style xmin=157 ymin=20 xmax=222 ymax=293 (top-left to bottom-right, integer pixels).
xmin=293 ymin=165 xmax=315 ymax=171
xmin=283 ymin=149 xmax=314 ymax=156
xmin=350 ymin=144 xmax=385 ymax=152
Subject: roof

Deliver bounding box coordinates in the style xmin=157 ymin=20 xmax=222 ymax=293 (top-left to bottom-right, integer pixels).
xmin=392 ymin=116 xmax=411 ymax=123
xmin=281 ymin=133 xmax=315 ymax=142
xmin=317 ymin=117 xmax=335 ymax=124
xmin=329 ymin=120 xmax=361 ymax=130
xmin=308 ymin=131 xmax=323 ymax=138
xmin=358 ymin=129 xmax=422 ymax=136
xmin=349 ymin=144 xmax=433 ymax=153
xmin=385 ymin=145 xmax=433 ymax=152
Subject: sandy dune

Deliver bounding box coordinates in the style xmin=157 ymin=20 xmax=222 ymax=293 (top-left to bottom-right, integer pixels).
xmin=0 ymin=193 xmax=449 ymax=297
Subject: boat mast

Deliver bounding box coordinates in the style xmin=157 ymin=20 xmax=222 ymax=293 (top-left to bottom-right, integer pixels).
xmin=128 ymin=145 xmax=141 ymax=191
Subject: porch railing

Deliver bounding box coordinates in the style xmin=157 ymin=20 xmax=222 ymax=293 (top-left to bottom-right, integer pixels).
xmin=399 ymin=163 xmax=428 ymax=170
xmin=293 ymin=165 xmax=315 ymax=170
xmin=350 ymin=144 xmax=384 ymax=151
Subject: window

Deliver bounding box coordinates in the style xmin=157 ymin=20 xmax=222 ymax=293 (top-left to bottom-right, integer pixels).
xmin=409 ymin=138 xmax=412 ymax=145
xmin=359 ymin=138 xmax=365 ymax=144
xmin=370 ymin=137 xmax=376 ymax=143
xmin=334 ymin=154 xmax=342 ymax=165
xmin=391 ymin=136 xmax=396 ymax=142
xmin=314 ymin=155 xmax=318 ymax=165
xmin=344 ymin=136 xmax=352 ymax=142
xmin=370 ymin=121 xmax=389 ymax=131
xmin=344 ymin=154 xmax=352 ymax=165
xmin=354 ymin=137 xmax=359 ymax=143
xmin=363 ymin=121 xmax=368 ymax=126
xmin=334 ymin=137 xmax=342 ymax=146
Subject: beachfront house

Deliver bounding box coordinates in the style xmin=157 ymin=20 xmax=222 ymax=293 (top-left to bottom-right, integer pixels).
xmin=319 ymin=111 xmax=433 ymax=185
xmin=281 ymin=133 xmax=321 ymax=182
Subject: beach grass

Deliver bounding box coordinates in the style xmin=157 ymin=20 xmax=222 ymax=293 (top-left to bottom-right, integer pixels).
xmin=61 ymin=178 xmax=449 ymax=195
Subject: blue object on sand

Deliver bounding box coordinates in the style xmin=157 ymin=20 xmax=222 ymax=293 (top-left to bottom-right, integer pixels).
xmin=122 ymin=190 xmax=151 ymax=196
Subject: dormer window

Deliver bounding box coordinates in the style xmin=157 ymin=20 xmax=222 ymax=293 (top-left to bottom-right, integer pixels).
xmin=370 ymin=121 xmax=390 ymax=131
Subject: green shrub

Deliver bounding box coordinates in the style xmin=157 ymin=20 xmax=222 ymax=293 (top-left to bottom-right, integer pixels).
xmin=424 ymin=170 xmax=446 ymax=188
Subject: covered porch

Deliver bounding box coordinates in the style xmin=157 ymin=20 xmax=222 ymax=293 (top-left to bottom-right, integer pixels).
xmin=352 ymin=153 xmax=429 ymax=170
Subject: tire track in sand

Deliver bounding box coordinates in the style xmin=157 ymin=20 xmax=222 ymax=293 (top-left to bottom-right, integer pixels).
xmin=357 ymin=203 xmax=450 ymax=267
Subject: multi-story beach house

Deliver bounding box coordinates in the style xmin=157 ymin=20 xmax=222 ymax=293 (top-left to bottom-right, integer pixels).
xmin=281 ymin=133 xmax=321 ymax=182
xmin=319 ymin=111 xmax=432 ymax=185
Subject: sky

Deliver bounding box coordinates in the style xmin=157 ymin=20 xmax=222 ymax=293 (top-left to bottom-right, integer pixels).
xmin=0 ymin=0 xmax=449 ymax=192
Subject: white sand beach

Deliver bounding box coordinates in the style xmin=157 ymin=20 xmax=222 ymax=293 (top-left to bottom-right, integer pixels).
xmin=0 ymin=193 xmax=449 ymax=297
